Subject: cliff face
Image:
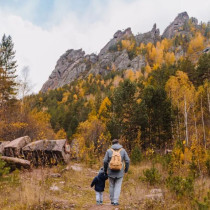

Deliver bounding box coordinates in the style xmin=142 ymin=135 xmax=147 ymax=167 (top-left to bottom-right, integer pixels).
xmin=41 ymin=49 xmax=98 ymax=91
xmin=41 ymin=12 xmax=199 ymax=92
xmin=41 ymin=27 xmax=148 ymax=92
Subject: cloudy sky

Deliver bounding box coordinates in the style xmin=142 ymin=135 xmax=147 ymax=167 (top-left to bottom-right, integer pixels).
xmin=0 ymin=0 xmax=209 ymax=93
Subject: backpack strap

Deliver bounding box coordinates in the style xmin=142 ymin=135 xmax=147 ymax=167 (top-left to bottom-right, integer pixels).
xmin=110 ymin=148 xmax=122 ymax=153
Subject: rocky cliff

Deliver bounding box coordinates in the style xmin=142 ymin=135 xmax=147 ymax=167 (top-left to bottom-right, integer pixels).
xmin=41 ymin=12 xmax=200 ymax=92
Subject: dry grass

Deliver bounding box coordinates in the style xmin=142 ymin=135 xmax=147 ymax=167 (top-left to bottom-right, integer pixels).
xmin=0 ymin=160 xmax=209 ymax=209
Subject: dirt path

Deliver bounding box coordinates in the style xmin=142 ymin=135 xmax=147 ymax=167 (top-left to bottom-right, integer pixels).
xmin=87 ymin=191 xmax=120 ymax=210
xmin=69 ymin=163 xmax=119 ymax=210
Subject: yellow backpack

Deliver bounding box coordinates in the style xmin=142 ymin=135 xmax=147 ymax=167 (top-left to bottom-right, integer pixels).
xmin=109 ymin=148 xmax=123 ymax=171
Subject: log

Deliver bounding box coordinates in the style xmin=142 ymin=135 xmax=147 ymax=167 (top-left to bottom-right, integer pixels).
xmin=1 ymin=156 xmax=31 ymax=169
xmin=22 ymin=139 xmax=70 ymax=165
xmin=4 ymin=136 xmax=31 ymax=157
xmin=0 ymin=141 xmax=10 ymax=154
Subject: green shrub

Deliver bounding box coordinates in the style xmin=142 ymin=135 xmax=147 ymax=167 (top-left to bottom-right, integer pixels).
xmin=141 ymin=166 xmax=161 ymax=185
xmin=131 ymin=146 xmax=143 ymax=164
xmin=189 ymin=156 xmax=200 ymax=178
xmin=194 ymin=191 xmax=210 ymax=210
xmin=0 ymin=158 xmax=10 ymax=178
xmin=166 ymin=175 xmax=194 ymax=198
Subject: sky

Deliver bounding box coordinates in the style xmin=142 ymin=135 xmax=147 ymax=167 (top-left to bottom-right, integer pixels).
xmin=0 ymin=0 xmax=209 ymax=93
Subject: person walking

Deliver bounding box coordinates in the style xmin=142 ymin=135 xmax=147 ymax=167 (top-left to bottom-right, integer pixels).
xmin=103 ymin=139 xmax=130 ymax=206
xmin=91 ymin=167 xmax=108 ymax=205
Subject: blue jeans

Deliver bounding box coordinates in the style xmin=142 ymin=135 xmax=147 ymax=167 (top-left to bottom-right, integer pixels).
xmin=109 ymin=177 xmax=123 ymax=203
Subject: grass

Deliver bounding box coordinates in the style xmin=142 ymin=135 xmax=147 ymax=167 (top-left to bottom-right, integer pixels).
xmin=0 ymin=160 xmax=209 ymax=209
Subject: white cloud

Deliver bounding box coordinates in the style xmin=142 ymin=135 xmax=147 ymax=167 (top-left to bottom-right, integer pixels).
xmin=0 ymin=0 xmax=209 ymax=93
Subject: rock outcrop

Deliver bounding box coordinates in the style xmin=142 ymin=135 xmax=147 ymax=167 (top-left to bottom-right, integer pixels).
xmin=41 ymin=12 xmax=201 ymax=92
xmin=41 ymin=49 xmax=98 ymax=92
xmin=162 ymin=12 xmax=189 ymax=39
xmin=135 ymin=24 xmax=160 ymax=45
xmin=99 ymin=27 xmax=133 ymax=57
xmin=41 ymin=30 xmax=146 ymax=92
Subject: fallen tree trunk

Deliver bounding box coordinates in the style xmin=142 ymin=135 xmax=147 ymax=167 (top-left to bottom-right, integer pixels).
xmin=1 ymin=156 xmax=31 ymax=169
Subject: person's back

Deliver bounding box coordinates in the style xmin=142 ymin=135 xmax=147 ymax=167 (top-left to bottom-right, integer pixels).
xmin=103 ymin=139 xmax=130 ymax=206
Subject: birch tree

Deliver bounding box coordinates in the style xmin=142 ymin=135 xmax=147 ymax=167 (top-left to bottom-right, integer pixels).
xmin=165 ymin=71 xmax=195 ymax=146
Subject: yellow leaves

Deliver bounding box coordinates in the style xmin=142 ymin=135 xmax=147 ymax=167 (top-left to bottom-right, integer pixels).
xmin=124 ymin=69 xmax=143 ymax=81
xmin=98 ymin=97 xmax=111 ymax=122
xmin=111 ymin=63 xmax=116 ymax=71
xmin=73 ymin=115 xmax=108 ymax=160
xmin=144 ymin=64 xmax=152 ymax=79
xmin=100 ymin=79 xmax=105 ymax=86
xmin=30 ymin=108 xmax=51 ymax=124
xmin=187 ymin=32 xmax=204 ymax=55
xmin=106 ymin=66 xmax=110 ymax=70
xmin=144 ymin=39 xmax=175 ymax=68
xmin=161 ymin=38 xmax=171 ymax=52
xmin=170 ymin=147 xmax=185 ymax=172
xmin=79 ymin=88 xmax=85 ymax=97
xmin=145 ymin=148 xmax=154 ymax=159
xmin=136 ymin=71 xmax=143 ymax=78
xmin=153 ymin=63 xmax=160 ymax=70
xmin=121 ymin=39 xmax=135 ymax=52
xmin=165 ymin=52 xmax=176 ymax=65
xmin=88 ymin=74 xmax=93 ymax=83
xmin=146 ymin=42 xmax=153 ymax=52
xmin=165 ymin=71 xmax=195 ymax=109
xmin=137 ymin=98 xmax=142 ymax=104
xmin=148 ymin=43 xmax=163 ymax=66
xmin=10 ymin=122 xmax=28 ymax=129
xmin=29 ymin=108 xmax=55 ymax=139
xmin=60 ymin=91 xmax=70 ymax=104
xmin=149 ymin=46 xmax=157 ymax=62
xmin=55 ymin=128 xmax=66 ymax=139
xmin=113 ymin=75 xmax=123 ymax=87
xmin=73 ymin=94 xmax=78 ymax=100
xmin=124 ymin=69 xmax=135 ymax=81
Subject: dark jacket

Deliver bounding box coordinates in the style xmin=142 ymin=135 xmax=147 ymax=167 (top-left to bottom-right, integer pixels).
xmin=91 ymin=168 xmax=108 ymax=192
xmin=103 ymin=143 xmax=130 ymax=178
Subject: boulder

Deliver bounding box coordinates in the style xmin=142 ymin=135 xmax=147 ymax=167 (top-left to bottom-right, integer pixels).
xmin=4 ymin=136 xmax=31 ymax=157
xmin=50 ymin=185 xmax=60 ymax=191
xmin=0 ymin=141 xmax=10 ymax=154
xmin=22 ymin=139 xmax=70 ymax=165
xmin=51 ymin=173 xmax=61 ymax=178
xmin=145 ymin=189 xmax=164 ymax=201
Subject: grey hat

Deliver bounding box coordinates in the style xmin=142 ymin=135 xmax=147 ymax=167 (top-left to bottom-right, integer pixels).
xmin=112 ymin=139 xmax=119 ymax=145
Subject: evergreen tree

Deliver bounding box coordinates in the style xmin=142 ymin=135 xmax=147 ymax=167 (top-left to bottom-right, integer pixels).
xmin=0 ymin=34 xmax=17 ymax=107
xmin=138 ymin=85 xmax=172 ymax=149
xmin=112 ymin=79 xmax=138 ymax=150
xmin=195 ymin=53 xmax=210 ymax=86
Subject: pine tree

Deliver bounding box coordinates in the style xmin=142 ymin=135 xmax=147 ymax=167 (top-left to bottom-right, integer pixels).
xmin=0 ymin=34 xmax=17 ymax=107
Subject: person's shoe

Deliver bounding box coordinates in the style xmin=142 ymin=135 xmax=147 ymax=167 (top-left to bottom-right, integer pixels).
xmin=100 ymin=201 xmax=103 ymax=205
xmin=96 ymin=201 xmax=100 ymax=205
xmin=114 ymin=203 xmax=119 ymax=206
xmin=111 ymin=202 xmax=114 ymax=205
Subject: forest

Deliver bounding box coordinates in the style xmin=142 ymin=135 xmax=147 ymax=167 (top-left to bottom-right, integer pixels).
xmin=0 ymin=18 xmax=210 ymax=209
